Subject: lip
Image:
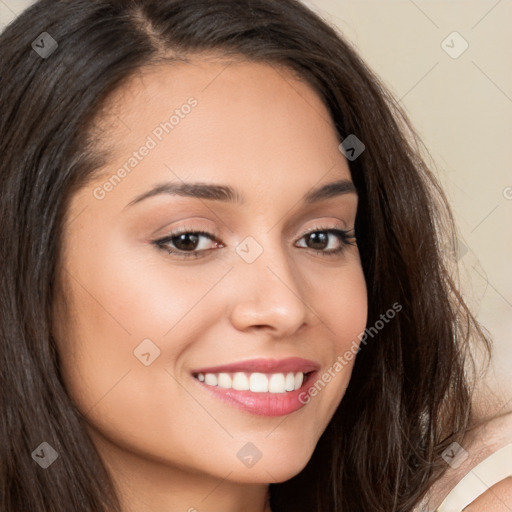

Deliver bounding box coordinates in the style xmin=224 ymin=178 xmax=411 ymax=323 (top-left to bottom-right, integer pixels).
xmin=193 ymin=370 xmax=319 ymax=417
xmin=191 ymin=357 xmax=320 ymax=375
xmin=190 ymin=358 xmax=321 ymax=417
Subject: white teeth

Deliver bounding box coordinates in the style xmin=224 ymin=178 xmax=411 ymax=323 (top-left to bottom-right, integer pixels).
xmin=285 ymin=372 xmax=295 ymax=391
xmin=195 ymin=371 xmax=306 ymax=393
xmin=250 ymin=372 xmax=268 ymax=392
xmin=268 ymin=373 xmax=286 ymax=393
xmin=204 ymin=373 xmax=218 ymax=386
xmin=217 ymin=373 xmax=232 ymax=388
xmin=232 ymin=372 xmax=250 ymax=390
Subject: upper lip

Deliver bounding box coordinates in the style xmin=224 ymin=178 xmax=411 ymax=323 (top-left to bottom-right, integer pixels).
xmin=191 ymin=357 xmax=320 ymax=375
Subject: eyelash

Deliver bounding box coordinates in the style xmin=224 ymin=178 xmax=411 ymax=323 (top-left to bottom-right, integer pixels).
xmin=153 ymin=224 xmax=357 ymax=259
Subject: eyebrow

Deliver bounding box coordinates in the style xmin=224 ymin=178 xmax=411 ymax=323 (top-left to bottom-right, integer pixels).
xmin=124 ymin=178 xmax=357 ymax=209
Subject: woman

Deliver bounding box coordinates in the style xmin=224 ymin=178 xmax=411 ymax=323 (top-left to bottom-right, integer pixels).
xmin=0 ymin=0 xmax=508 ymax=510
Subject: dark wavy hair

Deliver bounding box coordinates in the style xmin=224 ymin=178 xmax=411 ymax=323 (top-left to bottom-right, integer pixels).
xmin=0 ymin=0 xmax=493 ymax=510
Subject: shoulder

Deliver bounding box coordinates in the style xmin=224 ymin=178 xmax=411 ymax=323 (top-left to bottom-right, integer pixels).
xmin=462 ymin=476 xmax=512 ymax=511
xmin=423 ymin=409 xmax=512 ymax=511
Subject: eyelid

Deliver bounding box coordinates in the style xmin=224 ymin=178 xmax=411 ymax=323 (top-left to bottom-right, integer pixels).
xmin=299 ymin=222 xmax=348 ymax=237
xmin=155 ymin=221 xmax=350 ymax=243
xmin=157 ymin=226 xmax=223 ymax=248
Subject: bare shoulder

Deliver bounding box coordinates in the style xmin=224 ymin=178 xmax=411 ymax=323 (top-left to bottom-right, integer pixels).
xmin=462 ymin=476 xmax=512 ymax=511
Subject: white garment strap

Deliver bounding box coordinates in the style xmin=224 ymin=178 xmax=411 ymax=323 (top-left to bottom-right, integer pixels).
xmin=436 ymin=442 xmax=512 ymax=512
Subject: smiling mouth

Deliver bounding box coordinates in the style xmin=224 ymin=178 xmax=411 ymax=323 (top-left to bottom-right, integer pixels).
xmin=192 ymin=370 xmax=314 ymax=393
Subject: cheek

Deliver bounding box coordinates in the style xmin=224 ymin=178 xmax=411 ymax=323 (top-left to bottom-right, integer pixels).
xmin=53 ymin=246 xmax=237 ymax=474
xmin=53 ymin=228 xmax=229 ymax=412
xmin=313 ymin=260 xmax=368 ymax=351
xmin=63 ymin=227 xmax=228 ymax=341
xmin=302 ymin=262 xmax=367 ymax=420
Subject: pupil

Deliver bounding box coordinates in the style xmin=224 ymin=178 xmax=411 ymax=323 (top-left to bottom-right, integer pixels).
xmin=174 ymin=233 xmax=199 ymax=251
xmin=309 ymin=232 xmax=327 ymax=250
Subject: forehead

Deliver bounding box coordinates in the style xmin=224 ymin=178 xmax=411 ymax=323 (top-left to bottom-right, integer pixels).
xmin=83 ymin=55 xmax=351 ymax=209
xmin=101 ymin=54 xmax=330 ymax=126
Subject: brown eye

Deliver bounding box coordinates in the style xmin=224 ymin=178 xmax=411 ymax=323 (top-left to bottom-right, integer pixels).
xmin=306 ymin=232 xmax=330 ymax=250
xmin=154 ymin=229 xmax=222 ymax=259
xmin=296 ymin=228 xmax=356 ymax=256
xmin=171 ymin=233 xmax=201 ymax=251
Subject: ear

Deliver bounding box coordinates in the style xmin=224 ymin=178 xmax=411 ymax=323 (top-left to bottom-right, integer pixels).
xmin=462 ymin=477 xmax=512 ymax=511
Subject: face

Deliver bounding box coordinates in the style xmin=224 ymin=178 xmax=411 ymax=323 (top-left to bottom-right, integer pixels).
xmin=53 ymin=56 xmax=367 ymax=488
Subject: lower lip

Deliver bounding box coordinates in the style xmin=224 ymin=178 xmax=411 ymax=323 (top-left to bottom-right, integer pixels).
xmin=192 ymin=371 xmax=317 ymax=416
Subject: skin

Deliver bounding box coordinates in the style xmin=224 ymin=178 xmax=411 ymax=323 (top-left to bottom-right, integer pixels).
xmin=52 ymin=55 xmax=368 ymax=512
xmin=462 ymin=477 xmax=512 ymax=511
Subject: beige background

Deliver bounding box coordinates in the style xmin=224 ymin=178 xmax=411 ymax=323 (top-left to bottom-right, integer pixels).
xmin=1 ymin=0 xmax=511 ymax=415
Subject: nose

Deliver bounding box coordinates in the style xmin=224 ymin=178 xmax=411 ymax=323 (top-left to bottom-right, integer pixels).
xmin=227 ymin=238 xmax=311 ymax=337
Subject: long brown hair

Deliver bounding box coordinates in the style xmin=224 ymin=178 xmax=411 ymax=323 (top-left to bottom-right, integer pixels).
xmin=0 ymin=0 xmax=492 ymax=510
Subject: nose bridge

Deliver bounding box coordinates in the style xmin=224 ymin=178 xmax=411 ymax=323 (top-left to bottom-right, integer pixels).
xmin=236 ymin=231 xmax=298 ymax=289
xmin=228 ymin=231 xmax=309 ymax=332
